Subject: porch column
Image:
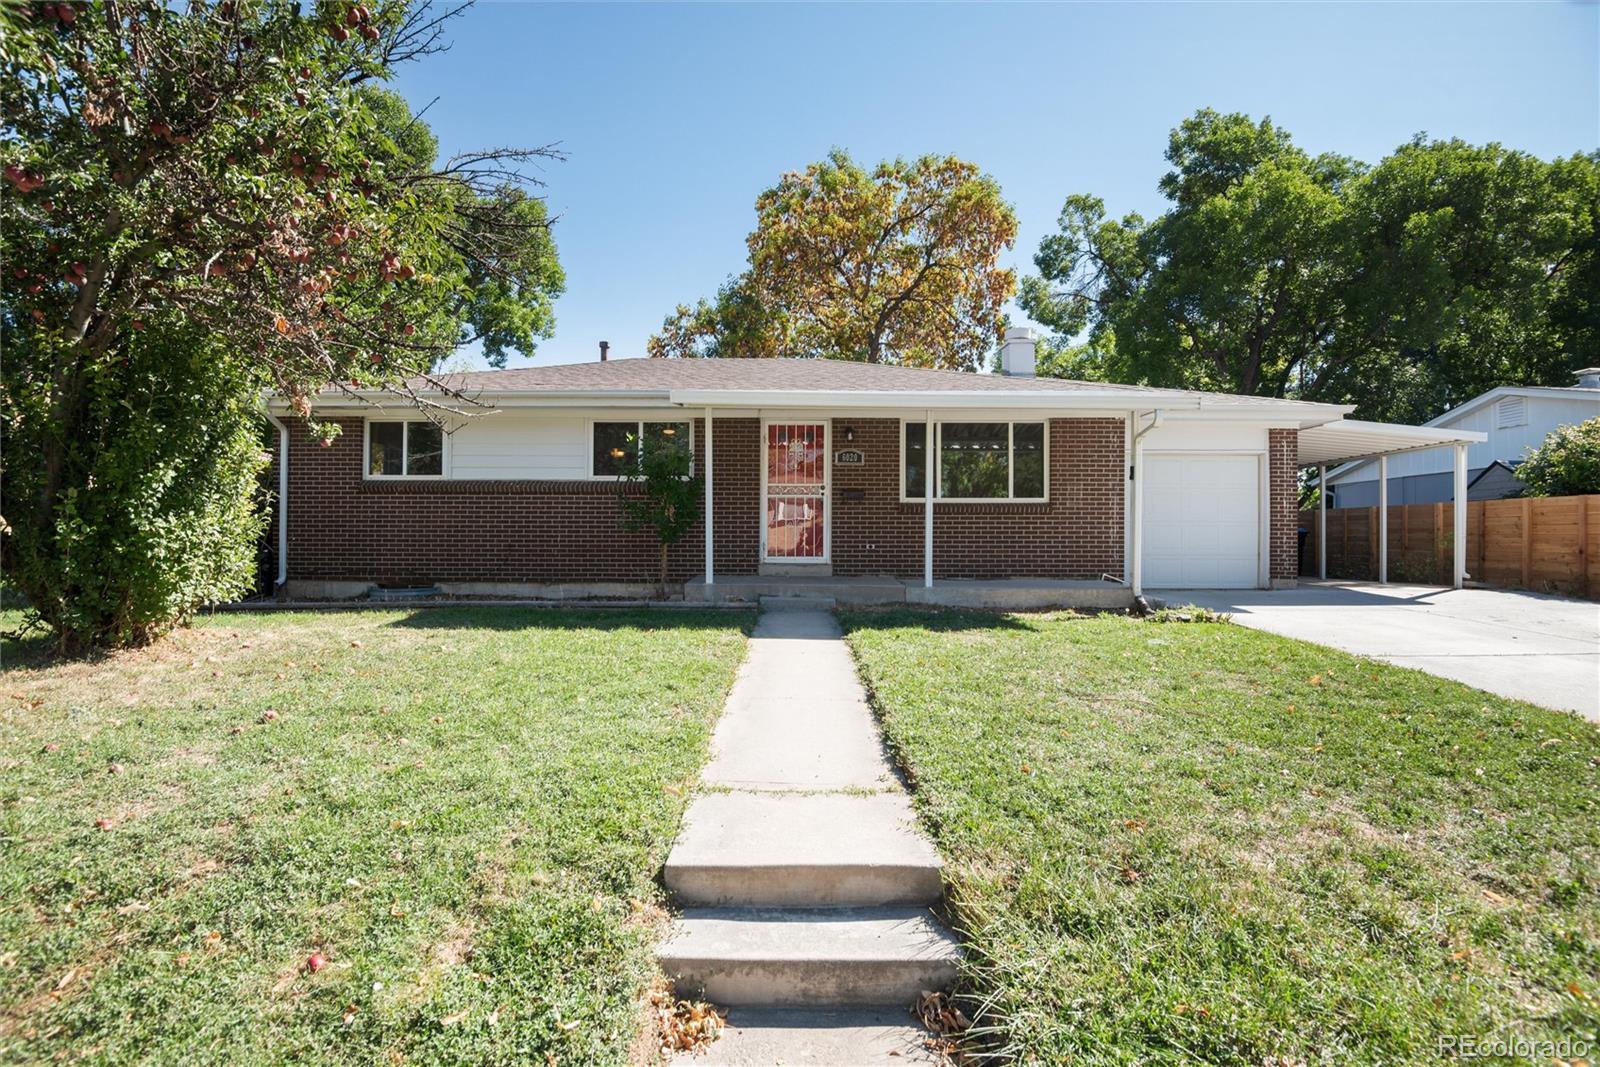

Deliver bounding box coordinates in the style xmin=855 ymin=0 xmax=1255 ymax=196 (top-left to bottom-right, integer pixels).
xmin=1453 ymin=442 xmax=1468 ymax=589
xmin=703 ymin=407 xmax=714 ymax=587
xmin=1317 ymin=464 xmax=1327 ymax=580
xmin=923 ymin=413 xmax=934 ymax=588
xmin=1377 ymin=455 xmax=1388 ymax=584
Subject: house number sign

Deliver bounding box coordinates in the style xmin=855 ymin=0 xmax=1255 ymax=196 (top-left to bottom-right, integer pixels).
xmin=834 ymin=449 xmax=866 ymax=466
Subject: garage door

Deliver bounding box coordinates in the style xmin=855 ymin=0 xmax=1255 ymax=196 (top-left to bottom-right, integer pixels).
xmin=1142 ymin=454 xmax=1261 ymax=588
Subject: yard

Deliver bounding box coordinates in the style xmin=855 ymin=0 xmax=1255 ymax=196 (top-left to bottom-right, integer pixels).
xmin=843 ymin=608 xmax=1600 ymax=1065
xmin=0 ymin=607 xmax=751 ymax=1065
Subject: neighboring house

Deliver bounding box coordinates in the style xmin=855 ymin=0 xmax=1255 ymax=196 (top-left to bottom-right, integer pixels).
xmin=1323 ymin=370 xmax=1600 ymax=508
xmin=260 ymin=330 xmax=1481 ymax=600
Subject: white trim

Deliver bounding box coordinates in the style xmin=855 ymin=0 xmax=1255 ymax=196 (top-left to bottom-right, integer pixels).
xmin=923 ymin=414 xmax=934 ymax=588
xmin=585 ymin=417 xmax=696 ymax=480
xmin=758 ymin=418 xmax=831 ymax=565
xmin=1377 ymin=454 xmax=1388 ymax=584
xmin=703 ymin=408 xmax=714 ymax=587
xmin=362 ymin=418 xmax=450 ymax=480
xmin=1453 ymin=443 xmax=1468 ymax=589
xmin=896 ymin=417 xmax=1050 ymax=504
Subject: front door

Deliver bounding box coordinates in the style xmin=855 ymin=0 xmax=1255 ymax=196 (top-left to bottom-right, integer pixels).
xmin=763 ymin=422 xmax=828 ymax=562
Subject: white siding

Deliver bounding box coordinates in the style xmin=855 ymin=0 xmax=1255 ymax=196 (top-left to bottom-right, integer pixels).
xmin=445 ymin=414 xmax=591 ymax=479
xmin=1329 ymin=391 xmax=1600 ymax=488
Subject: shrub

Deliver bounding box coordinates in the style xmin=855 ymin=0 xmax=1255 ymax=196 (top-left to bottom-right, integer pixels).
xmin=2 ymin=323 xmax=267 ymax=652
xmin=1517 ymin=417 xmax=1600 ymax=497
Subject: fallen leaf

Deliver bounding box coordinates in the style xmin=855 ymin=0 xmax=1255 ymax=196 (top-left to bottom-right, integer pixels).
xmin=440 ymin=1009 xmax=469 ymax=1026
xmin=1308 ymin=674 xmax=1322 ymax=686
xmin=342 ymin=1003 xmax=358 ymax=1026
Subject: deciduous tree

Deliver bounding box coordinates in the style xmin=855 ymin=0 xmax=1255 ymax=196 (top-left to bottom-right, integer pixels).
xmin=650 ymin=150 xmax=1017 ymax=369
xmin=0 ymin=0 xmax=563 ymax=650
xmin=1021 ymin=109 xmax=1599 ymax=422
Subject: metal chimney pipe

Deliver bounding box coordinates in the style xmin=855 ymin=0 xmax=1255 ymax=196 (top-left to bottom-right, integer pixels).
xmin=599 ymin=341 xmax=610 ymax=362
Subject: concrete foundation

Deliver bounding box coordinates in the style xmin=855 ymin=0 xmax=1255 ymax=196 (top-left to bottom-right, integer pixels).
xmin=688 ymin=574 xmax=1135 ymax=610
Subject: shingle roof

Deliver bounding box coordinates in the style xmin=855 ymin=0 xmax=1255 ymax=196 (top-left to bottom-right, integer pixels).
xmin=427 ymin=357 xmax=1300 ymax=407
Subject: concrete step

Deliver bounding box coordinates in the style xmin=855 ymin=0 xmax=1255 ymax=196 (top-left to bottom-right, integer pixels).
xmin=659 ymin=907 xmax=962 ymax=1007
xmin=676 ymin=1006 xmax=942 ymax=1065
xmin=758 ymin=594 xmax=837 ymax=611
xmin=665 ymin=793 xmax=943 ymax=907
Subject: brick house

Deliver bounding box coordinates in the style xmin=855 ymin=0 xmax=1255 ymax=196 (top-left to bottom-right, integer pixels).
xmin=262 ymin=331 xmax=1482 ymax=604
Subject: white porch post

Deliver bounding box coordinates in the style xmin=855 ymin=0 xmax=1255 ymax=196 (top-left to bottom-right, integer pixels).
xmin=1130 ymin=432 xmax=1145 ymax=597
xmin=703 ymin=407 xmax=714 ymax=587
xmin=1377 ymin=455 xmax=1388 ymax=584
xmin=1317 ymin=464 xmax=1328 ymax=580
xmin=923 ymin=413 xmax=934 ymax=588
xmin=1453 ymin=442 xmax=1468 ymax=589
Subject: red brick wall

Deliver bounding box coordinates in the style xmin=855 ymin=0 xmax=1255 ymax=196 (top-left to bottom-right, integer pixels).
xmin=277 ymin=414 xmax=1129 ymax=586
xmin=279 ymin=416 xmax=762 ymax=586
xmin=830 ymin=418 xmax=1126 ymax=579
xmin=1268 ymin=428 xmax=1300 ymax=581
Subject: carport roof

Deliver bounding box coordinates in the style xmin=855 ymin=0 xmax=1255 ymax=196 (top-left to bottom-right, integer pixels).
xmin=1297 ymin=419 xmax=1486 ymax=468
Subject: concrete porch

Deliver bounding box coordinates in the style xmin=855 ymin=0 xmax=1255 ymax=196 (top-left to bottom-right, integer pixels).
xmin=684 ymin=574 xmax=1135 ymax=610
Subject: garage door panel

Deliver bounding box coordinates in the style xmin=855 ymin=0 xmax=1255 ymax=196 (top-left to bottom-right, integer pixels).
xmin=1143 ymin=454 xmax=1260 ymax=590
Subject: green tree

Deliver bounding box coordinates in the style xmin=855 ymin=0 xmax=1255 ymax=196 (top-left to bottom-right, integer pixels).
xmin=617 ymin=433 xmax=702 ymax=596
xmin=1021 ymin=109 xmax=1599 ymax=422
xmin=0 ymin=0 xmax=564 ymax=651
xmin=650 ymin=150 xmax=1018 ymax=369
xmin=1517 ymin=417 xmax=1600 ymax=497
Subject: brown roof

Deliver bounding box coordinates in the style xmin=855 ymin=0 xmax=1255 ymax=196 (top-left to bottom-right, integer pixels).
xmin=428 ymin=357 xmax=1272 ymax=402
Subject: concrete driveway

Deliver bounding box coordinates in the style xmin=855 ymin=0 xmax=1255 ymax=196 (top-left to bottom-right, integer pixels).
xmin=1159 ymin=582 xmax=1599 ymax=722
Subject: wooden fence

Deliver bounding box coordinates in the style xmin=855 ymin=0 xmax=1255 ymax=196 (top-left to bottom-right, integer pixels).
xmin=1300 ymin=494 xmax=1600 ymax=599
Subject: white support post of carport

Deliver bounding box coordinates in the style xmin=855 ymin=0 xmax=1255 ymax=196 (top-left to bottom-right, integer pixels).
xmin=1377 ymin=455 xmax=1388 ymax=584
xmin=923 ymin=413 xmax=934 ymax=589
xmin=703 ymin=407 xmax=713 ymax=587
xmin=1317 ymin=464 xmax=1327 ymax=580
xmin=1453 ymin=442 xmax=1468 ymax=589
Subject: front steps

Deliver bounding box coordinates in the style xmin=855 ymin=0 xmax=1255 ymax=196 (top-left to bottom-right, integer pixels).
xmin=658 ymin=907 xmax=961 ymax=1007
xmin=657 ymin=607 xmax=959 ymax=1064
xmin=664 ymin=792 xmax=945 ymax=907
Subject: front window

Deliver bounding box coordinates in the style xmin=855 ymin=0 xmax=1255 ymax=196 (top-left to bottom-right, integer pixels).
xmin=368 ymin=421 xmax=444 ymax=477
xmin=904 ymin=421 xmax=1047 ymax=500
xmin=592 ymin=420 xmax=692 ymax=477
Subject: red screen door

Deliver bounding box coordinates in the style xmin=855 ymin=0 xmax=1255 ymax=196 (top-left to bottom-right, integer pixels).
xmin=764 ymin=423 xmax=827 ymax=561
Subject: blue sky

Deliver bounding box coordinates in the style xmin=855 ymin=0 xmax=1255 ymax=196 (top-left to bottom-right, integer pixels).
xmin=389 ymin=2 xmax=1600 ymax=369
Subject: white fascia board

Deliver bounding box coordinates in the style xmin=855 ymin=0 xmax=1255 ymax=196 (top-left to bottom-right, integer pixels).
xmin=666 ymin=388 xmax=1205 ymax=412
xmin=280 ymin=390 xmax=676 ymax=414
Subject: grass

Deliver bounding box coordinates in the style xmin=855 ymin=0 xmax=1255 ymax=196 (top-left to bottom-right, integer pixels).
xmin=841 ymin=608 xmax=1600 ymax=1066
xmin=0 ymin=606 xmax=751 ymax=1066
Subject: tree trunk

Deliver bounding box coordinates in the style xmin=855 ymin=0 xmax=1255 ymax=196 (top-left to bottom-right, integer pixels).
xmin=659 ymin=542 xmax=669 ymax=600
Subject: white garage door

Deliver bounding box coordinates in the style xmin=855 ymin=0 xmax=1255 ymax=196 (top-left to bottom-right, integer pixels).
xmin=1142 ymin=454 xmax=1261 ymax=589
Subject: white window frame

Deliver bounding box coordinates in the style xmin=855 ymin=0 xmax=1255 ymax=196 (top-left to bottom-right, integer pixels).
xmin=363 ymin=419 xmax=449 ymax=480
xmin=587 ymin=418 xmax=696 ymax=480
xmin=898 ymin=418 xmax=1050 ymax=503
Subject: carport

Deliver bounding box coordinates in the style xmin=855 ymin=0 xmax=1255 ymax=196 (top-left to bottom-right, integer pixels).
xmin=1299 ymin=421 xmax=1488 ymax=588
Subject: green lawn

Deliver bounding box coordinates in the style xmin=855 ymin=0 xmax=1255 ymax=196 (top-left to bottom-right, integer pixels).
xmin=842 ymin=608 xmax=1600 ymax=1066
xmin=0 ymin=607 xmax=751 ymax=1065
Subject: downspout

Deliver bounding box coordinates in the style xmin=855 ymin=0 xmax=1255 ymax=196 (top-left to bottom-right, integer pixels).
xmin=1128 ymin=409 xmax=1164 ymax=601
xmin=260 ymin=399 xmax=289 ymax=592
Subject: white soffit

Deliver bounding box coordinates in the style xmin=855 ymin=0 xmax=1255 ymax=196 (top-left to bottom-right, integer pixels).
xmin=1298 ymin=419 xmax=1486 ymax=467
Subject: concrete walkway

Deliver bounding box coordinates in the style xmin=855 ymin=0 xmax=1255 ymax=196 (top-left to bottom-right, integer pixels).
xmin=658 ymin=606 xmax=958 ymax=1065
xmin=1166 ymin=582 xmax=1600 ymax=722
